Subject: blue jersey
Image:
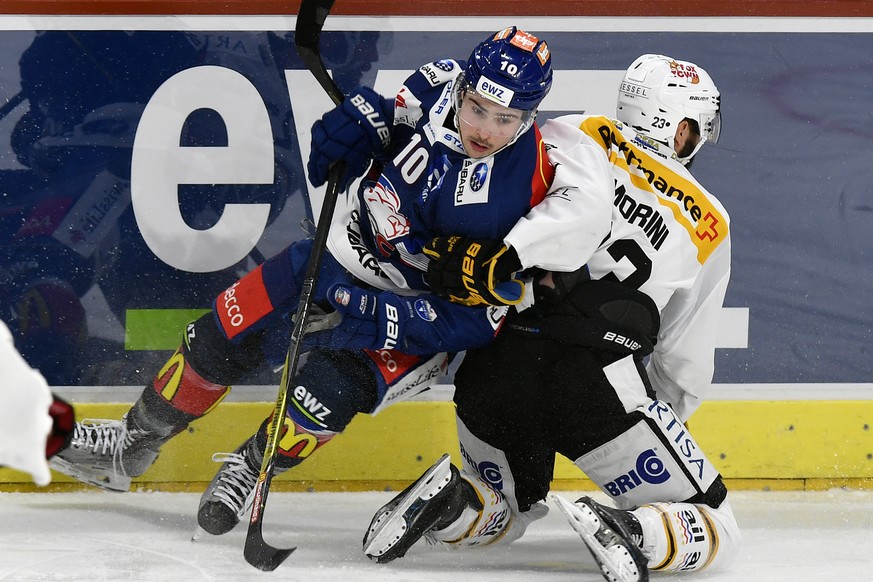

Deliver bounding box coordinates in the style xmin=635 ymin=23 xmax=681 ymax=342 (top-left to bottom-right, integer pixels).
xmin=353 ymin=59 xmax=552 ymax=289
xmin=323 ymin=59 xmax=553 ymax=354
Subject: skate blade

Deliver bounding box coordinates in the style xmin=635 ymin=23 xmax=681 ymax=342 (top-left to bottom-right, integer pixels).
xmin=362 ymin=453 xmax=452 ymax=560
xmin=550 ymin=494 xmax=645 ymax=582
xmin=48 ymin=457 xmax=131 ymax=492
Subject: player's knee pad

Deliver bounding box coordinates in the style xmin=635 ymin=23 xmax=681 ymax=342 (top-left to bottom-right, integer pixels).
xmin=633 ymin=497 xmax=740 ymax=573
xmin=286 ymin=349 xmax=378 ymax=434
xmin=146 ymin=313 xmax=264 ymax=420
xmin=574 ymin=399 xmax=724 ymax=510
xmin=184 ymin=311 xmax=266 ymax=383
xmin=267 ymin=350 xmax=378 ymax=469
xmin=362 ymin=349 xmax=449 ymax=414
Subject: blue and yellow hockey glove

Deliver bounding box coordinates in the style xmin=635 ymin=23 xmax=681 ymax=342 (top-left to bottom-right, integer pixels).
xmin=424 ymin=236 xmax=524 ymax=307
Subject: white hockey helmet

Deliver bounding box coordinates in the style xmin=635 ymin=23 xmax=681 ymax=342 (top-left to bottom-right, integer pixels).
xmin=616 ymin=54 xmax=721 ymax=161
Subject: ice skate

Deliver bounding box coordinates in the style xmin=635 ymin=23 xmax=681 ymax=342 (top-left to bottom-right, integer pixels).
xmin=551 ymin=494 xmax=649 ymax=582
xmin=194 ymin=435 xmax=264 ymax=538
xmin=49 ymin=406 xmax=174 ymax=492
xmin=363 ymin=453 xmax=481 ymax=563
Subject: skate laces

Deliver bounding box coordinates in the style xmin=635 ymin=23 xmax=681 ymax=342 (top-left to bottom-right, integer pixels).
xmin=209 ymin=451 xmax=260 ymax=518
xmin=70 ymin=419 xmax=123 ymax=456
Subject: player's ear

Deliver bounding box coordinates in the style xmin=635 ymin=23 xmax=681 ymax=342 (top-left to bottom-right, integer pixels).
xmin=674 ymin=119 xmax=689 ymax=144
xmin=673 ymin=119 xmax=699 ymax=155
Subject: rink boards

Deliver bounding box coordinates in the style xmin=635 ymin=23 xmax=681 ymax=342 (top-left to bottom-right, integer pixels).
xmin=0 ymin=15 xmax=871 ymax=489
xmin=1 ymin=397 xmax=872 ymax=491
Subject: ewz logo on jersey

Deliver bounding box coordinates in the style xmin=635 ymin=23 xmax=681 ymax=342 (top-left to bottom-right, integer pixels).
xmin=604 ymin=448 xmax=670 ymax=496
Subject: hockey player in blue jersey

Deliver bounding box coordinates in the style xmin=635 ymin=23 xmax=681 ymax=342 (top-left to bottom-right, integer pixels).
xmin=49 ymin=27 xmax=555 ymax=536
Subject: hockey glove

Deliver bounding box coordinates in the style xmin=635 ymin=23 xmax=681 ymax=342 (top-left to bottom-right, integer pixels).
xmin=424 ymin=236 xmax=524 ymax=307
xmin=296 ymin=304 xmax=371 ymax=353
xmin=46 ymin=395 xmax=74 ymax=459
xmin=307 ymin=86 xmax=394 ymax=190
xmin=532 ymin=265 xmax=591 ymax=306
xmin=303 ymin=284 xmax=407 ymax=352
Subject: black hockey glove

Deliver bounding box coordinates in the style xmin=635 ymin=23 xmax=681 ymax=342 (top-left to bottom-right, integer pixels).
xmin=532 ymin=265 xmax=591 ymax=306
xmin=424 ymin=236 xmax=524 ymax=307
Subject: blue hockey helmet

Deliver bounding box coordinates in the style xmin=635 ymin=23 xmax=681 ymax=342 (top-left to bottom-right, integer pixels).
xmin=462 ymin=27 xmax=553 ymax=112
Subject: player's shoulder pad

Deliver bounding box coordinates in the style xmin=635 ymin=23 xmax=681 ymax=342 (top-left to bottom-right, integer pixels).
xmin=540 ymin=114 xmax=605 ymax=152
xmin=414 ymin=59 xmax=462 ymax=88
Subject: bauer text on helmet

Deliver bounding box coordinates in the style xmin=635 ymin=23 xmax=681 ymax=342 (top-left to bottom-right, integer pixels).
xmin=616 ymin=54 xmax=721 ymax=155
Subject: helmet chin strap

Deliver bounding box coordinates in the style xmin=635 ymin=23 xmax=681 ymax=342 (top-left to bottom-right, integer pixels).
xmin=676 ymin=136 xmax=707 ymax=166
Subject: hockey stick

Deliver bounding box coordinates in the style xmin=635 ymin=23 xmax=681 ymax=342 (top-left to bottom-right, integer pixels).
xmin=0 ymin=92 xmax=25 ymax=122
xmin=243 ymin=0 xmax=345 ymax=571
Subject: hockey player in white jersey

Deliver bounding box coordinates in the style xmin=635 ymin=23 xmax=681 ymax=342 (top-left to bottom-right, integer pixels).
xmin=363 ymin=55 xmax=740 ymax=582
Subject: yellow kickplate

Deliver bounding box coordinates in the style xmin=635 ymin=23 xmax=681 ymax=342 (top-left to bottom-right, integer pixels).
xmin=2 ymin=400 xmax=872 ymax=491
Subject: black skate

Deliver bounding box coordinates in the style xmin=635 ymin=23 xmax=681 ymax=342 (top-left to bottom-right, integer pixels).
xmin=552 ymin=494 xmax=649 ymax=582
xmin=194 ymin=435 xmax=263 ymax=537
xmin=363 ymin=453 xmax=481 ymax=563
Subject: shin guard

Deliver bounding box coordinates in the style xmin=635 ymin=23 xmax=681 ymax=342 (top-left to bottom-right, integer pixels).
xmin=149 ymin=341 xmax=230 ymax=418
xmin=634 ymin=502 xmax=719 ymax=573
xmin=429 ymin=470 xmax=513 ymax=548
xmin=253 ymin=413 xmax=337 ymax=471
xmin=147 ymin=313 xmax=266 ymax=421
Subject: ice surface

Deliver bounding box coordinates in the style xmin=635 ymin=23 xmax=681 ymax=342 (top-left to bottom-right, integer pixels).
xmin=2 ymin=489 xmax=872 ymax=581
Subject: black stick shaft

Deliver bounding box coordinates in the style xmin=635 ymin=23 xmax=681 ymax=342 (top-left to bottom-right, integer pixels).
xmin=243 ymin=0 xmax=344 ymax=572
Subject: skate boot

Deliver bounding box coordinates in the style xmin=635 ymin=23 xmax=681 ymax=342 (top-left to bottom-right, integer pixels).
xmin=48 ymin=399 xmax=180 ymax=492
xmin=552 ymin=494 xmax=649 ymax=582
xmin=363 ymin=453 xmax=482 ymax=563
xmin=195 ymin=434 xmax=288 ymax=537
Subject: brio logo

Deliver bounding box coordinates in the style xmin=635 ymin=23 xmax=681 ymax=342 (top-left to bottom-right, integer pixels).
xmin=604 ymin=449 xmax=670 ymax=496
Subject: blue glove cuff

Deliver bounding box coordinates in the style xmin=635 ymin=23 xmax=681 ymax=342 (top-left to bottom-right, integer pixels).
xmin=343 ymin=86 xmax=393 ymax=153
xmin=306 ymin=86 xmax=394 ymax=189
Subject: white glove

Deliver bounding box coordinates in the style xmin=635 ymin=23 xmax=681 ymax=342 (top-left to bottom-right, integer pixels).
xmin=0 ymin=321 xmax=53 ymax=486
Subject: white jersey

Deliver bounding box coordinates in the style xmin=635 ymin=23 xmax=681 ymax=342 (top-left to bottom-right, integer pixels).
xmin=505 ymin=114 xmax=731 ymax=420
xmin=0 ymin=320 xmax=54 ymax=485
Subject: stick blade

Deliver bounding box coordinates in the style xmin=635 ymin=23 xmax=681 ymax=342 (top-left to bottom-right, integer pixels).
xmin=244 ymin=536 xmax=296 ymax=572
